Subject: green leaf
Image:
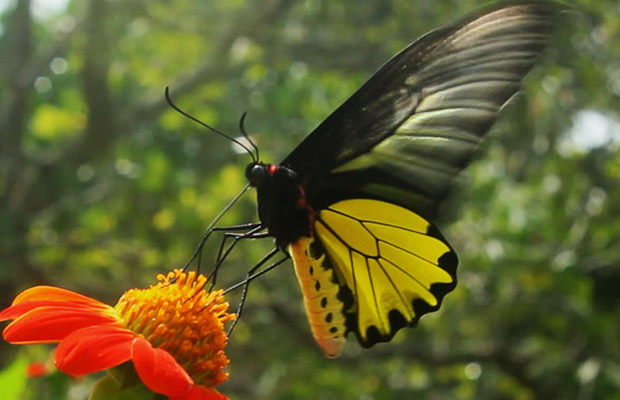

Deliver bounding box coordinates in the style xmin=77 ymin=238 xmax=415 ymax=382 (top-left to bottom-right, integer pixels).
xmin=0 ymin=355 xmax=28 ymax=400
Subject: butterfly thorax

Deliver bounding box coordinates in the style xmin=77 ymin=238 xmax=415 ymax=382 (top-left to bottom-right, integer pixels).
xmin=246 ymin=162 xmax=315 ymax=248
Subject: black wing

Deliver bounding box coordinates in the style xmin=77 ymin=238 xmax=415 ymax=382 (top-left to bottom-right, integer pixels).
xmin=281 ymin=1 xmax=558 ymax=217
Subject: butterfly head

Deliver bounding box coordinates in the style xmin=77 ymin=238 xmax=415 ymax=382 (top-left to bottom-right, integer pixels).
xmin=246 ymin=162 xmax=279 ymax=187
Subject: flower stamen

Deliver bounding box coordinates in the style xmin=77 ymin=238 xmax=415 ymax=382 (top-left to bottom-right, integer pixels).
xmin=113 ymin=269 xmax=235 ymax=388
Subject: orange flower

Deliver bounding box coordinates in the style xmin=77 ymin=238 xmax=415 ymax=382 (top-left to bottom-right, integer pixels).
xmin=26 ymin=361 xmax=49 ymax=378
xmin=0 ymin=270 xmax=234 ymax=400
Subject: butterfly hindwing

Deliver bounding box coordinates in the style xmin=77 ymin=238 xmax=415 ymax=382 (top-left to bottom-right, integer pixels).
xmin=314 ymin=199 xmax=457 ymax=348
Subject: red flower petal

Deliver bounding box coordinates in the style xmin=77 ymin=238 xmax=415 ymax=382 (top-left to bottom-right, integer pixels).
xmin=55 ymin=326 xmax=135 ymax=376
xmin=131 ymin=337 xmax=194 ymax=397
xmin=1 ymin=300 xmax=113 ymax=322
xmin=3 ymin=306 xmax=120 ymax=343
xmin=11 ymin=286 xmax=109 ymax=308
xmin=1 ymin=286 xmax=111 ymax=322
xmin=171 ymin=386 xmax=230 ymax=400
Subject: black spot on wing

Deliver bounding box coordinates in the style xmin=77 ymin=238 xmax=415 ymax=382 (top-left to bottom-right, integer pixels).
xmin=354 ymin=248 xmax=458 ymax=348
xmin=309 ymin=239 xmax=325 ymax=259
xmin=365 ymin=325 xmax=382 ymax=346
xmin=338 ymin=284 xmax=354 ymax=312
xmin=434 ymin=250 xmax=458 ymax=295
xmin=425 ymin=223 xmax=444 ymax=240
xmin=338 ymin=284 xmax=356 ymax=335
xmin=425 ymin=224 xmax=459 ymax=301
xmin=388 ymin=309 xmax=409 ymax=333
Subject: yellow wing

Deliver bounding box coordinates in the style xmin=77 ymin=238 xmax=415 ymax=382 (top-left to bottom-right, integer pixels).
xmin=315 ymin=198 xmax=457 ymax=346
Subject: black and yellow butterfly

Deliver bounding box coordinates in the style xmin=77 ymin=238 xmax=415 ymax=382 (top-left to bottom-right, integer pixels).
xmin=234 ymin=2 xmax=558 ymax=357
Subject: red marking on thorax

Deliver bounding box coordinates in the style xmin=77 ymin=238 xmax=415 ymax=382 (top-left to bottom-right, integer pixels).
xmin=297 ymin=184 xmax=317 ymax=237
xmin=268 ymin=164 xmax=278 ymax=176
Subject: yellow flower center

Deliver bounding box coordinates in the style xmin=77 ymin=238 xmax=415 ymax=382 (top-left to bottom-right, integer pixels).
xmin=113 ymin=269 xmax=235 ymax=388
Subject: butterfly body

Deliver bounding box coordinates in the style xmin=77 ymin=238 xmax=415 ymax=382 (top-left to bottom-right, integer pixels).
xmin=243 ymin=2 xmax=558 ymax=357
xmin=247 ymin=163 xmax=314 ymax=247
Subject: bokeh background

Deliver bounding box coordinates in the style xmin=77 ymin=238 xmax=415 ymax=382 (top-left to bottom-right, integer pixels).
xmin=1 ymin=0 xmax=619 ymax=399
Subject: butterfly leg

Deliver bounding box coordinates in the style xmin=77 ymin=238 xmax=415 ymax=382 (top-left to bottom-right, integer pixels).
xmin=224 ymin=248 xmax=289 ymax=336
xmin=183 ymin=222 xmax=262 ymax=274
xmin=208 ymin=225 xmax=269 ymax=290
xmin=213 ymin=224 xmax=267 ymax=268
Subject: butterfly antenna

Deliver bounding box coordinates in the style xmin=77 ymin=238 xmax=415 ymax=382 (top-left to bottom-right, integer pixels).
xmin=164 ymin=87 xmax=256 ymax=161
xmin=239 ymin=111 xmax=259 ymax=162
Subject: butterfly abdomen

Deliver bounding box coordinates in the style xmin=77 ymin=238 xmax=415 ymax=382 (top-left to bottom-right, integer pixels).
xmin=288 ymin=237 xmax=347 ymax=357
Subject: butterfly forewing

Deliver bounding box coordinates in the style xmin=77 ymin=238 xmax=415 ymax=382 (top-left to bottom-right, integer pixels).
xmin=286 ymin=2 xmax=557 ymax=218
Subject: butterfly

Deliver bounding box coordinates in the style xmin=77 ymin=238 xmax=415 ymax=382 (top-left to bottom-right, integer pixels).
xmin=236 ymin=1 xmax=558 ymax=357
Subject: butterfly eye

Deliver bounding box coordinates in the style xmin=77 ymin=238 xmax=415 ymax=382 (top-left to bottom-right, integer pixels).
xmin=246 ymin=163 xmax=266 ymax=186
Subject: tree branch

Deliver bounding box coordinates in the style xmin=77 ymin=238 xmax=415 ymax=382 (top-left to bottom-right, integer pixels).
xmin=0 ymin=0 xmax=32 ymax=211
xmin=129 ymin=0 xmax=296 ymax=123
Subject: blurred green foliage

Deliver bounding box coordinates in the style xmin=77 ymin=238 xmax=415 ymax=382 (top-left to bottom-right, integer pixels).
xmin=1 ymin=0 xmax=619 ymax=399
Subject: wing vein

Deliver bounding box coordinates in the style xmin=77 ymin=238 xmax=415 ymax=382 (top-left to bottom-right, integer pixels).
xmin=365 ymin=254 xmax=384 ymax=334
xmin=377 ymin=255 xmax=433 ymax=295
xmin=376 ymin=257 xmax=413 ymax=319
xmin=327 ymin=207 xmax=428 ymax=235
xmin=379 ymin=238 xmax=442 ymax=268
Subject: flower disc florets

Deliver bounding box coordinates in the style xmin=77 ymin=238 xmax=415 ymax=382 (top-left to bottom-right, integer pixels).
xmin=114 ymin=270 xmax=235 ymax=387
